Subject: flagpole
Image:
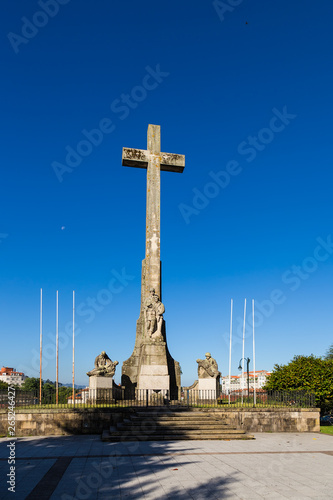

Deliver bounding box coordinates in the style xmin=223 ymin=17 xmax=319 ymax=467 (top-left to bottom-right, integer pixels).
xmin=252 ymin=299 xmax=256 ymax=406
xmin=228 ymin=299 xmax=233 ymax=406
xmin=72 ymin=290 xmax=75 ymax=407
xmin=39 ymin=288 xmax=42 ymax=405
xmin=242 ymin=298 xmax=246 ymax=406
xmin=56 ymin=290 xmax=59 ymax=405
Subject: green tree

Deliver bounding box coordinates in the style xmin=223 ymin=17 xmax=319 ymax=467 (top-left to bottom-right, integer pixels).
xmin=324 ymin=344 xmax=333 ymax=361
xmin=58 ymin=386 xmax=73 ymax=404
xmin=42 ymin=381 xmax=56 ymax=404
xmin=21 ymin=377 xmax=41 ymax=393
xmin=0 ymin=380 xmax=9 ymax=390
xmin=264 ymin=355 xmax=333 ymax=411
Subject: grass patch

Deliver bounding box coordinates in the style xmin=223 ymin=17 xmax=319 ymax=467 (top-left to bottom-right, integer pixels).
xmin=320 ymin=426 xmax=333 ymax=435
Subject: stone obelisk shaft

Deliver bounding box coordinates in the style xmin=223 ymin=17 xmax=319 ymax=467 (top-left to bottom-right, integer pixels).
xmin=145 ymin=124 xmax=161 ymax=300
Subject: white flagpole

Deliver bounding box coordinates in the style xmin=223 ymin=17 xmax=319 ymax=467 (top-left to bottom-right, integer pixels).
xmin=72 ymin=290 xmax=75 ymax=407
xmin=228 ymin=299 xmax=233 ymax=406
xmin=39 ymin=288 xmax=43 ymax=405
xmin=242 ymin=298 xmax=246 ymax=405
xmin=253 ymin=299 xmax=256 ymax=406
xmin=56 ymin=290 xmax=59 ymax=405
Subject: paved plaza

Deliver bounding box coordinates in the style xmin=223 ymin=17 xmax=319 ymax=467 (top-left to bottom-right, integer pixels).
xmin=0 ymin=433 xmax=332 ymax=499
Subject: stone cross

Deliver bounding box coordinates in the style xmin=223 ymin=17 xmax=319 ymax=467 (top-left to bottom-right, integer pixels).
xmin=122 ymin=124 xmax=185 ymax=302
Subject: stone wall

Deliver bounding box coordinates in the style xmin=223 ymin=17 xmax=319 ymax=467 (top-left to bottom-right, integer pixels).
xmin=0 ymin=408 xmax=130 ymax=437
xmin=0 ymin=407 xmax=320 ymax=437
xmin=219 ymin=407 xmax=320 ymax=433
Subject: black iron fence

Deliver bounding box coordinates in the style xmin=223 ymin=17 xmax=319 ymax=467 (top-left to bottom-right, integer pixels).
xmin=0 ymin=389 xmax=316 ymax=409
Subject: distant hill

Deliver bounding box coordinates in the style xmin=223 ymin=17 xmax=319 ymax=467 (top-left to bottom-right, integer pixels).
xmin=61 ymin=383 xmax=86 ymax=389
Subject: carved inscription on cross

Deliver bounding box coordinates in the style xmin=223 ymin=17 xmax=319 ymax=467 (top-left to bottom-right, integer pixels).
xmin=122 ymin=124 xmax=185 ymax=303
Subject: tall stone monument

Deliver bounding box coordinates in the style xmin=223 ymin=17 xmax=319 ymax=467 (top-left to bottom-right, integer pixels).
xmin=121 ymin=124 xmax=185 ymax=399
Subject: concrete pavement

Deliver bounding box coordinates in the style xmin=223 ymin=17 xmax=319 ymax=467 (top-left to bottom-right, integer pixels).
xmin=0 ymin=433 xmax=332 ymax=499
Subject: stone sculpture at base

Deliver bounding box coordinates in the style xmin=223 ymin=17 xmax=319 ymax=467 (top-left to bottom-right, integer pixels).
xmin=136 ymin=288 xmax=169 ymax=400
xmin=87 ymin=351 xmax=118 ymax=403
xmin=196 ymin=352 xmax=221 ymax=400
xmin=145 ymin=288 xmax=165 ymax=340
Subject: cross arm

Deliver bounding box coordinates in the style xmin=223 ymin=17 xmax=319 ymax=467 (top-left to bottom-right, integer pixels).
xmin=122 ymin=147 xmax=185 ymax=173
xmin=122 ymin=148 xmax=148 ymax=169
xmin=161 ymin=153 xmax=185 ymax=173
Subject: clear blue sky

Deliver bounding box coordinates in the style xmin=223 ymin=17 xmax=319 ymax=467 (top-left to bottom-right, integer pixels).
xmin=1 ymin=1 xmax=332 ymax=387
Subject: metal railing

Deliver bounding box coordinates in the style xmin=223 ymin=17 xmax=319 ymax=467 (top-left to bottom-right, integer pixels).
xmin=0 ymin=389 xmax=316 ymax=410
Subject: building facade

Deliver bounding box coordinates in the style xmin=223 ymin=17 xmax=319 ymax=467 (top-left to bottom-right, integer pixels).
xmin=0 ymin=367 xmax=26 ymax=387
xmin=221 ymin=370 xmax=271 ymax=394
xmin=67 ymin=388 xmax=89 ymax=404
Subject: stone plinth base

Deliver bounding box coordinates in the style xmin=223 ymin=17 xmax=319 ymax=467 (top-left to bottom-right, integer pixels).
xmin=88 ymin=376 xmax=114 ymax=403
xmin=138 ymin=365 xmax=169 ymax=390
xmin=198 ymin=377 xmax=220 ymax=400
xmin=136 ymin=341 xmax=170 ymax=397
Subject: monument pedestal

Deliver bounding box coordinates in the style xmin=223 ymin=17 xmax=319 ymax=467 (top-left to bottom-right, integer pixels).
xmin=198 ymin=377 xmax=220 ymax=400
xmin=122 ymin=303 xmax=181 ymax=400
xmin=137 ymin=341 xmax=170 ymax=399
xmin=89 ymin=376 xmax=114 ymax=403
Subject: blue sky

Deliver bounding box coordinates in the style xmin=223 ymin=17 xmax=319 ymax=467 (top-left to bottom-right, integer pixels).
xmin=1 ymin=1 xmax=332 ymax=387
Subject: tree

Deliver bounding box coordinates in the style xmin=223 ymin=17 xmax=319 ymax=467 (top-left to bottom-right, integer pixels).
xmin=0 ymin=380 xmax=9 ymax=390
xmin=324 ymin=344 xmax=333 ymax=361
xmin=264 ymin=355 xmax=333 ymax=412
xmin=21 ymin=377 xmax=41 ymax=393
xmin=58 ymin=386 xmax=73 ymax=404
xmin=42 ymin=381 xmax=56 ymax=404
xmin=20 ymin=378 xmax=74 ymax=404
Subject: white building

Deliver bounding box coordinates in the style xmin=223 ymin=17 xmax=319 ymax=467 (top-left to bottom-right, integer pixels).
xmin=0 ymin=367 xmax=26 ymax=387
xmin=67 ymin=388 xmax=89 ymax=404
xmin=221 ymin=370 xmax=271 ymax=394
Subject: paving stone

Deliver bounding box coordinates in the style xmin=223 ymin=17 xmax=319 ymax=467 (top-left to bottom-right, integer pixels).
xmin=0 ymin=433 xmax=332 ymax=499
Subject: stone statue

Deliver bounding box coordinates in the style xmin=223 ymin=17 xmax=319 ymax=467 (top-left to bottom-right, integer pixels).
xmin=144 ymin=287 xmax=156 ymax=307
xmin=145 ymin=288 xmax=165 ymax=339
xmin=196 ymin=352 xmax=220 ymax=379
xmin=87 ymin=351 xmax=119 ymax=377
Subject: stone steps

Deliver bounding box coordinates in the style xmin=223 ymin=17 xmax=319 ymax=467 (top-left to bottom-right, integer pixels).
xmin=134 ymin=410 xmax=223 ymax=417
xmin=131 ymin=413 xmax=230 ymax=422
xmin=114 ymin=427 xmax=244 ymax=435
xmin=101 ymin=409 xmax=254 ymax=441
xmin=117 ymin=423 xmax=234 ymax=431
xmin=129 ymin=417 xmax=229 ymax=423
xmin=133 ymin=411 xmax=226 ymax=417
xmin=102 ymin=431 xmax=251 ymax=441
